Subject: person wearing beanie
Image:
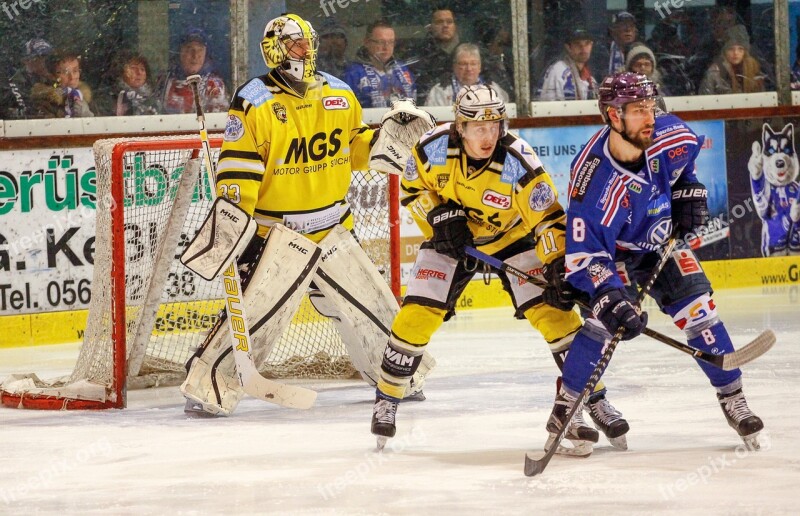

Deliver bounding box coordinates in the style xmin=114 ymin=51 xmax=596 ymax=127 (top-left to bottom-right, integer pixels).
xmin=699 ymin=24 xmax=765 ymax=95
xmin=3 ymin=38 xmax=55 ymax=119
xmin=625 ymin=42 xmax=669 ymax=96
xmin=159 ymin=27 xmax=228 ymax=114
xmin=317 ymin=18 xmax=348 ymax=78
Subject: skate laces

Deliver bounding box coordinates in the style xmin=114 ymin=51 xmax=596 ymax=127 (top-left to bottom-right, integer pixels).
xmin=589 ymin=396 xmax=623 ymax=425
xmin=374 ymin=399 xmax=397 ymax=425
xmin=721 ymin=392 xmax=754 ymax=423
xmin=556 ymin=390 xmax=590 ymax=430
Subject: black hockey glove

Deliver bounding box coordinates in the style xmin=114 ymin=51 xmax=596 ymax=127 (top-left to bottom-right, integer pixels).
xmin=591 ymin=287 xmax=648 ymax=341
xmin=427 ymin=200 xmax=473 ymax=259
xmin=671 ymin=182 xmax=709 ymax=236
xmin=542 ymin=256 xmax=579 ymax=311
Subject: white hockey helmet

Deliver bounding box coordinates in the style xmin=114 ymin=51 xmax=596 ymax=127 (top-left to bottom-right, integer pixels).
xmin=453 ymin=84 xmax=508 ymax=137
xmin=261 ymin=14 xmax=318 ymax=83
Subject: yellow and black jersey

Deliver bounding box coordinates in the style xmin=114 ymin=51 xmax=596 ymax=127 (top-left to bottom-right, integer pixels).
xmin=402 ymin=123 xmax=567 ymax=264
xmin=216 ymin=70 xmax=375 ymax=242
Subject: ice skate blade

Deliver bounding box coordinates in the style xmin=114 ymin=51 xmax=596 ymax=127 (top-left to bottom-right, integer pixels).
xmin=376 ymin=436 xmax=389 ymax=451
xmin=545 ymin=434 xmax=593 ymax=458
xmin=741 ymin=432 xmax=761 ymax=451
xmin=607 ymin=435 xmax=628 ymax=451
xmin=183 ymin=399 xmax=226 ymax=418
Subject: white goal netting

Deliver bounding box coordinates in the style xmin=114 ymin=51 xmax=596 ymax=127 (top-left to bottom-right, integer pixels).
xmin=0 ymin=136 xmax=399 ymax=409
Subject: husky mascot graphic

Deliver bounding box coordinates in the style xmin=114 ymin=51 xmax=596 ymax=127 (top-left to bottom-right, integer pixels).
xmin=748 ymin=123 xmax=800 ymax=256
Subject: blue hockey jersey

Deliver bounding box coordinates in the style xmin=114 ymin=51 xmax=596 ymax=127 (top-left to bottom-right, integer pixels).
xmin=564 ymin=113 xmax=705 ymax=297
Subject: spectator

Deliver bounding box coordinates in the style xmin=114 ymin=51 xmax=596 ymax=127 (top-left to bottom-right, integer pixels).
xmin=3 ymin=38 xmax=55 ymax=119
xmin=625 ymin=42 xmax=669 ymax=96
xmin=607 ymin=11 xmax=637 ymax=75
xmin=407 ymin=7 xmax=460 ymax=99
xmin=539 ymin=28 xmax=598 ymax=101
xmin=30 ymin=52 xmax=95 ymax=118
xmin=343 ymin=19 xmax=415 ymax=108
xmin=425 ymin=43 xmax=509 ymax=106
xmin=791 ymin=42 xmax=800 ymax=91
xmin=689 ymin=6 xmax=739 ymax=89
xmin=317 ymin=18 xmax=348 ymax=78
xmin=473 ymin=17 xmax=514 ymax=96
xmin=699 ymin=25 xmax=765 ymax=95
xmin=160 ymin=28 xmax=228 ymax=114
xmin=112 ymin=53 xmax=160 ymax=116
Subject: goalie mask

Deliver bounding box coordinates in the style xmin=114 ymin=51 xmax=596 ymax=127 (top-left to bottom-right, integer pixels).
xmin=454 ymin=85 xmax=509 ymax=138
xmin=262 ymin=14 xmax=319 ymax=84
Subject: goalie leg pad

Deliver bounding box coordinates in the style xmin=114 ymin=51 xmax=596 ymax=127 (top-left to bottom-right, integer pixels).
xmin=311 ymin=225 xmax=436 ymax=394
xmin=181 ymin=225 xmax=322 ymax=415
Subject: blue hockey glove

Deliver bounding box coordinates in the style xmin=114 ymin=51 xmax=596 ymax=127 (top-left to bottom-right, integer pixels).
xmin=591 ymin=287 xmax=647 ymax=341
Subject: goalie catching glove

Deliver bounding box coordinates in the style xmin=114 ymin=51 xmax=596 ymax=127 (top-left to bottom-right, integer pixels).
xmin=369 ymin=98 xmax=436 ymax=175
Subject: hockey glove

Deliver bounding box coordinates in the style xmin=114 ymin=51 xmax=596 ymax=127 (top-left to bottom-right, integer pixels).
xmin=671 ymin=182 xmax=709 ymax=236
xmin=369 ymin=99 xmax=436 ymax=175
xmin=591 ymin=287 xmax=648 ymax=341
xmin=427 ymin=200 xmax=473 ymax=260
xmin=542 ymin=256 xmax=579 ymax=311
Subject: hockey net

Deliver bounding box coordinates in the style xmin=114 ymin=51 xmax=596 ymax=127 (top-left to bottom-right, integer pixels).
xmin=1 ymin=136 xmax=400 ymax=409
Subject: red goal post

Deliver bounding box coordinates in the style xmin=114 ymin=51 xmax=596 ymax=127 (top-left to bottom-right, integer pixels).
xmin=1 ymin=136 xmax=400 ymax=410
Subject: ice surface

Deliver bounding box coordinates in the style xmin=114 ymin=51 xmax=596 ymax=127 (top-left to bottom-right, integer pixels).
xmin=1 ymin=286 xmax=798 ymax=515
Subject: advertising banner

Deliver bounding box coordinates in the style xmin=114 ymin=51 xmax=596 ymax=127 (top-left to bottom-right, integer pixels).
xmin=725 ymin=117 xmax=800 ymax=259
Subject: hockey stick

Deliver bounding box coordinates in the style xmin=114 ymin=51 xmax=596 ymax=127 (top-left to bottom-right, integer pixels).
xmin=522 ymin=233 xmax=680 ymax=476
xmin=464 ymin=247 xmax=774 ymax=371
xmin=186 ymin=74 xmax=317 ymax=410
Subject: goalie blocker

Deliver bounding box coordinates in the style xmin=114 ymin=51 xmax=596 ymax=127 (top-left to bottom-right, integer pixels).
xmin=181 ymin=224 xmax=434 ymax=416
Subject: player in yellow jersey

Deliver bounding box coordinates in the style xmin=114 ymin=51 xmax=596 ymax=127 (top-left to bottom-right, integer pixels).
xmin=370 ymin=85 xmax=628 ymax=454
xmin=180 ymin=14 xmax=435 ymax=417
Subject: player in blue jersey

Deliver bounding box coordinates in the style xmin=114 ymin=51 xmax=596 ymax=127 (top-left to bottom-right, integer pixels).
xmin=543 ymin=72 xmax=764 ymax=451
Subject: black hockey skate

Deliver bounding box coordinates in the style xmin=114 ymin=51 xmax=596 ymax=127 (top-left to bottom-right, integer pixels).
xmin=718 ymin=388 xmax=764 ymax=449
xmin=371 ymin=395 xmax=398 ymax=451
xmin=545 ymin=381 xmax=599 ymax=457
xmin=587 ymin=394 xmax=630 ymax=451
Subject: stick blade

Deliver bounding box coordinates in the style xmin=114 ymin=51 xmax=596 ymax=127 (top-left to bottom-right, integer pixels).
xmin=523 ymin=452 xmax=551 ymax=477
xmin=722 ymin=329 xmax=776 ymax=371
xmin=242 ymin=374 xmax=318 ymax=409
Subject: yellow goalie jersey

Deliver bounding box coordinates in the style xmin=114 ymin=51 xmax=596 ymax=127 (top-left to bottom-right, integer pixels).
xmin=217 ymin=71 xmax=374 ymax=242
xmin=403 ymin=124 xmax=567 ymax=264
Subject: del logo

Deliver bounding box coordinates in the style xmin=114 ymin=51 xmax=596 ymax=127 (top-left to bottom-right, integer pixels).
xmin=482 ymin=190 xmax=511 ymax=209
xmin=323 ymin=96 xmax=349 ymax=110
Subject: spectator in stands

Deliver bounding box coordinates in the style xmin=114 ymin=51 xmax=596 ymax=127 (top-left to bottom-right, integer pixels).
xmin=317 ymin=18 xmax=348 ymax=78
xmin=699 ymin=25 xmax=765 ymax=95
xmin=113 ymin=53 xmax=160 ymax=116
xmin=539 ymin=28 xmax=598 ymax=101
xmin=473 ymin=17 xmax=514 ymax=97
xmin=625 ymin=42 xmax=669 ymax=96
xmin=160 ymin=28 xmax=228 ymax=114
xmin=30 ymin=52 xmax=95 ymax=118
xmin=791 ymin=42 xmax=800 ymax=91
xmin=407 ymin=7 xmax=460 ymax=99
xmin=3 ymin=38 xmax=55 ymax=119
xmin=689 ymin=6 xmax=739 ymax=90
xmin=343 ymin=19 xmax=416 ymax=108
xmin=426 ymin=43 xmax=509 ymax=106
xmin=607 ymin=11 xmax=637 ymax=75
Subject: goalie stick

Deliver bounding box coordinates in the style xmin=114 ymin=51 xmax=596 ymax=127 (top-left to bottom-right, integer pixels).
xmin=186 ymin=74 xmax=317 ymax=410
xmin=464 ymin=246 xmax=774 ymax=371
xmin=523 ymin=232 xmax=680 ymax=477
